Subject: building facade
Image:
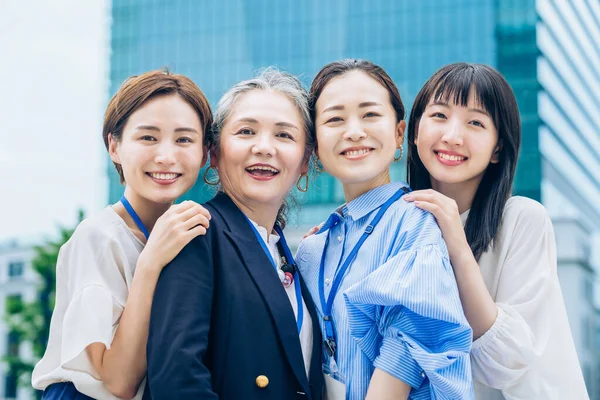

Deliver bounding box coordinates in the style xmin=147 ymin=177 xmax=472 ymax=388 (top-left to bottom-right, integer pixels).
xmin=108 ymin=0 xmax=600 ymax=396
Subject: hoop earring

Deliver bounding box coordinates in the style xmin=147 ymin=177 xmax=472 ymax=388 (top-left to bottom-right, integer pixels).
xmin=296 ymin=174 xmax=309 ymax=192
xmin=203 ymin=166 xmax=220 ymax=185
xmin=314 ymin=157 xmax=325 ymax=173
xmin=393 ymin=146 xmax=403 ymax=162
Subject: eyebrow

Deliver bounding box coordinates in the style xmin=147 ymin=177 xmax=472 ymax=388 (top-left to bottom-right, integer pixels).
xmin=237 ymin=117 xmax=299 ymax=130
xmin=322 ymin=101 xmax=382 ymax=113
xmin=429 ymin=101 xmax=490 ymax=117
xmin=135 ymin=125 xmax=199 ymax=134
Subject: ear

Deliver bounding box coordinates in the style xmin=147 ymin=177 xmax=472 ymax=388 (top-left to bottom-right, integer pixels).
xmin=201 ymin=146 xmax=209 ymax=167
xmin=396 ymin=120 xmax=406 ymax=148
xmin=108 ymin=133 xmax=120 ymax=164
xmin=209 ymin=148 xmax=219 ymax=168
xmin=490 ymin=142 xmax=502 ymax=164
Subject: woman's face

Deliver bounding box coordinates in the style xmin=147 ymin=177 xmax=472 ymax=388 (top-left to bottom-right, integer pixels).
xmin=415 ymin=88 xmax=499 ymax=192
xmin=109 ymin=94 xmax=206 ymax=204
xmin=314 ymin=70 xmax=405 ymax=200
xmin=214 ymin=89 xmax=308 ymax=210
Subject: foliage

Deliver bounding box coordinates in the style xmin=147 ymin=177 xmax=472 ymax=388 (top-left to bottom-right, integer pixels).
xmin=3 ymin=210 xmax=84 ymax=396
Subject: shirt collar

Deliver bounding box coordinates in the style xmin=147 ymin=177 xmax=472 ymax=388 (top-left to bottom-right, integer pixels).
xmin=248 ymin=218 xmax=280 ymax=246
xmin=346 ymin=181 xmax=409 ymax=221
xmin=317 ymin=181 xmax=410 ymax=233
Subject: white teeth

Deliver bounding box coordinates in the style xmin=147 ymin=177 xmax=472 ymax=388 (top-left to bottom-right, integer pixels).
xmin=149 ymin=173 xmax=179 ymax=180
xmin=438 ymin=153 xmax=466 ymax=162
xmin=247 ymin=165 xmax=279 ymax=173
xmin=344 ymin=149 xmax=370 ymax=156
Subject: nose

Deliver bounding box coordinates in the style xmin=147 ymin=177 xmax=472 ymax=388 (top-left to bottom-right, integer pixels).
xmin=342 ymin=118 xmax=367 ymax=142
xmin=252 ymin=132 xmax=275 ymax=157
xmin=441 ymin=119 xmax=464 ymax=146
xmin=154 ymin=142 xmax=177 ymax=165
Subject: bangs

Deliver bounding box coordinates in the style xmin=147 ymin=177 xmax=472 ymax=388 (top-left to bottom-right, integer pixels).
xmin=430 ymin=64 xmax=499 ymax=121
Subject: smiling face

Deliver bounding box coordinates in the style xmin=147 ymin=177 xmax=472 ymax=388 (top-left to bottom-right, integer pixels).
xmin=108 ymin=94 xmax=206 ymax=205
xmin=314 ymin=70 xmax=405 ymax=201
xmin=415 ymin=87 xmax=499 ymax=194
xmin=213 ymin=89 xmax=309 ymax=210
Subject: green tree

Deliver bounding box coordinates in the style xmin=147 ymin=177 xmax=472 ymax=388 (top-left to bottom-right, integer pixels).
xmin=4 ymin=210 xmax=84 ymax=397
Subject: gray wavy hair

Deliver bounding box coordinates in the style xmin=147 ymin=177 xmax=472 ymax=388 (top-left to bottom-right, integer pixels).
xmin=208 ymin=67 xmax=315 ymax=228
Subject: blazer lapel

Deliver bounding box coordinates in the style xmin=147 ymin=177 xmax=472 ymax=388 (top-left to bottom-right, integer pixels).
xmin=209 ymin=193 xmax=311 ymax=396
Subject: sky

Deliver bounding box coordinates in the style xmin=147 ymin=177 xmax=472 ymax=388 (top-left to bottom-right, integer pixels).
xmin=0 ymin=0 xmax=110 ymax=243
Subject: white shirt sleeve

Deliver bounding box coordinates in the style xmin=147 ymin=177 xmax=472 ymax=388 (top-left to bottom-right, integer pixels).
xmin=58 ymin=224 xmax=129 ymax=374
xmin=471 ymin=198 xmax=588 ymax=399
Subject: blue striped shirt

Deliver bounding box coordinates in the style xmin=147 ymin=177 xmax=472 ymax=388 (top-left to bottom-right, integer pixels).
xmin=296 ymin=182 xmax=473 ymax=399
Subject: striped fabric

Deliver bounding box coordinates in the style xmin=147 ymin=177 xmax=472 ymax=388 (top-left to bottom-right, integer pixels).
xmin=296 ymin=182 xmax=474 ymax=399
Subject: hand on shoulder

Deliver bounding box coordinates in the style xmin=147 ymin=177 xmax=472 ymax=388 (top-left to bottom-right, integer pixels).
xmin=403 ymin=189 xmax=471 ymax=263
xmin=139 ymin=201 xmax=211 ymax=272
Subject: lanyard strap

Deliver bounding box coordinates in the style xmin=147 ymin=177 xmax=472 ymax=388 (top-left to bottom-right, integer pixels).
xmin=245 ymin=217 xmax=304 ymax=335
xmin=319 ymin=187 xmax=410 ymax=358
xmin=120 ymin=195 xmax=150 ymax=240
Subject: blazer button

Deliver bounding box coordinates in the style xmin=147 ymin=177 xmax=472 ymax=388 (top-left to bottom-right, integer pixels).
xmin=256 ymin=375 xmax=269 ymax=388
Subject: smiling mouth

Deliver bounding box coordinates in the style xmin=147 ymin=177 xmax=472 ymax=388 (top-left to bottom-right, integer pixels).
xmin=245 ymin=165 xmax=280 ymax=177
xmin=341 ymin=148 xmax=374 ymax=157
xmin=146 ymin=172 xmax=182 ymax=180
xmin=434 ymin=151 xmax=467 ymax=162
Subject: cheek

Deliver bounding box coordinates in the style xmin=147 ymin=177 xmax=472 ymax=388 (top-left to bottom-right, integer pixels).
xmin=315 ymin=128 xmax=336 ymax=158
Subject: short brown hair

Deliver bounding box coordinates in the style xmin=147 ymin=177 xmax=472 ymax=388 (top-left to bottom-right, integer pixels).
xmin=103 ymin=69 xmax=213 ymax=183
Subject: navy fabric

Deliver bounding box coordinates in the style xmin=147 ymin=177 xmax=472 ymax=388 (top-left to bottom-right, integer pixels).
xmin=42 ymin=382 xmax=95 ymax=400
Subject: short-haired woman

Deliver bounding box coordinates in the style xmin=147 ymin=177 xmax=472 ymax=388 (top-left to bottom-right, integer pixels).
xmin=32 ymin=70 xmax=213 ymax=400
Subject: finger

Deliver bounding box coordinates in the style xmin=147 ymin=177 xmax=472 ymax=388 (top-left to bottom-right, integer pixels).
xmin=194 ymin=204 xmax=211 ymax=220
xmin=186 ymin=224 xmax=207 ymax=240
xmin=413 ymin=201 xmax=442 ymax=218
xmin=177 ymin=203 xmax=207 ymax=221
xmin=182 ymin=213 xmax=210 ymax=230
xmin=172 ymin=200 xmax=197 ymax=213
xmin=403 ymin=191 xmax=438 ymax=203
xmin=302 ymin=226 xmax=319 ymax=239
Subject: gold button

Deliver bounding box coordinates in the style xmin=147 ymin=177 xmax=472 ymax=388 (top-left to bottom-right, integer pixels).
xmin=256 ymin=375 xmax=269 ymax=388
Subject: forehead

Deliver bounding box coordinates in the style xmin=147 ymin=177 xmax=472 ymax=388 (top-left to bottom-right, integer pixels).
xmin=127 ymin=94 xmax=201 ymax=126
xmin=228 ymin=90 xmax=302 ymax=122
xmin=316 ymin=70 xmax=390 ymax=109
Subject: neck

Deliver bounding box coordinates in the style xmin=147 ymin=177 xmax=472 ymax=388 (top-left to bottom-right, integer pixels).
xmin=343 ymin=171 xmax=391 ymax=203
xmin=117 ymin=187 xmax=172 ymax=234
xmin=225 ymin=191 xmax=280 ymax=240
xmin=431 ymin=178 xmax=479 ymax=214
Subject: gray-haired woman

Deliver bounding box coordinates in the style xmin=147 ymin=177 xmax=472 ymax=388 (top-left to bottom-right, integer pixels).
xmin=144 ymin=69 xmax=324 ymax=400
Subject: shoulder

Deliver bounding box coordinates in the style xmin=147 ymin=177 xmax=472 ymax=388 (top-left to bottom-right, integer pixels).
xmin=502 ymin=196 xmax=551 ymax=232
xmin=64 ymin=208 xmax=126 ymax=252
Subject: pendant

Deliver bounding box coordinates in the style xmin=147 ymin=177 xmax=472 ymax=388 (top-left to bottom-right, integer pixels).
xmin=282 ymin=272 xmax=294 ymax=287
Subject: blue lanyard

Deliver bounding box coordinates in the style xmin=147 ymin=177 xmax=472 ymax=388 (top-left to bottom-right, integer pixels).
xmin=120 ymin=195 xmax=150 ymax=240
xmin=245 ymin=217 xmax=304 ymax=335
xmin=318 ymin=187 xmax=410 ymax=358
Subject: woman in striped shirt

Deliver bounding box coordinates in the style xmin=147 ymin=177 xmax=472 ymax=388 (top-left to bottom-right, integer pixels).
xmin=403 ymin=63 xmax=587 ymax=399
xmin=296 ymin=59 xmax=474 ymax=399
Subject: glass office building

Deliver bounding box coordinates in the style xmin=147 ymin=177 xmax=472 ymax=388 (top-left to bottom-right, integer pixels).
xmin=108 ymin=1 xmax=600 ymax=395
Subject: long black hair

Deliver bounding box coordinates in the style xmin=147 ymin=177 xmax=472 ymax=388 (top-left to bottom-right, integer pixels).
xmin=407 ymin=63 xmax=521 ymax=260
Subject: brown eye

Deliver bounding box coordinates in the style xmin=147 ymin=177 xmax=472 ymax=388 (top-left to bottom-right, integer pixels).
xmin=237 ymin=128 xmax=254 ymax=135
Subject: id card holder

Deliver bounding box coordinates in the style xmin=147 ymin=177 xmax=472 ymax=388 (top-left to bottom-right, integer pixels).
xmin=322 ymin=360 xmax=346 ymax=400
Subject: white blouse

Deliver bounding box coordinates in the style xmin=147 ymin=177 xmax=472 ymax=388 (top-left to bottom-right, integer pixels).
xmin=249 ymin=220 xmax=313 ymax=376
xmin=464 ymin=196 xmax=588 ymax=399
xmin=32 ymin=207 xmax=145 ymax=399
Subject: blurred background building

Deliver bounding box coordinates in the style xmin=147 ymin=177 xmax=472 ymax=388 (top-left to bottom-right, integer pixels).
xmin=0 ymin=242 xmax=37 ymax=400
xmin=1 ymin=0 xmax=599 ymax=398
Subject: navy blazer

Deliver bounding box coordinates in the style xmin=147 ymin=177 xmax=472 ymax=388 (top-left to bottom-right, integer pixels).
xmin=144 ymin=192 xmax=323 ymax=400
